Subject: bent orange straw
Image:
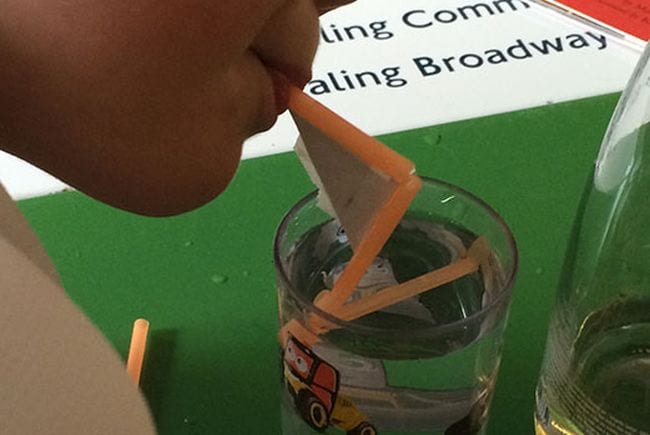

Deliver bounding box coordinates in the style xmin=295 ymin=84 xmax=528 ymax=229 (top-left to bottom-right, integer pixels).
xmin=282 ymin=88 xmax=420 ymax=346
xmin=126 ymin=318 xmax=150 ymax=385
xmin=288 ymin=87 xmax=421 ymax=313
xmin=284 ymin=89 xmax=493 ymax=349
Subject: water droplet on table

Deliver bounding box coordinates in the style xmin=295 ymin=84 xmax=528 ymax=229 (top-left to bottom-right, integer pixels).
xmin=210 ymin=274 xmax=228 ymax=284
xmin=183 ymin=417 xmax=197 ymax=426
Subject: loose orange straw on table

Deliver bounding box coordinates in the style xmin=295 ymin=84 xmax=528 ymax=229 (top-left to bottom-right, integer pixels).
xmin=126 ymin=318 xmax=150 ymax=385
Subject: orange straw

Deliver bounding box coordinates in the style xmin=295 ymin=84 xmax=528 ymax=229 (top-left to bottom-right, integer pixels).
xmin=126 ymin=318 xmax=150 ymax=385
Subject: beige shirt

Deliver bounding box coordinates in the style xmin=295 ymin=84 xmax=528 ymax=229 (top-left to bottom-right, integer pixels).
xmin=0 ymin=185 xmax=155 ymax=435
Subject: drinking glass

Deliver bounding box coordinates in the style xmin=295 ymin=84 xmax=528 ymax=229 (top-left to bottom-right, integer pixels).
xmin=274 ymin=177 xmax=518 ymax=435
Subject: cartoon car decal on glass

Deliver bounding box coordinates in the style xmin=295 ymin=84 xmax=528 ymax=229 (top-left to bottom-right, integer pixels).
xmin=283 ymin=336 xmax=378 ymax=435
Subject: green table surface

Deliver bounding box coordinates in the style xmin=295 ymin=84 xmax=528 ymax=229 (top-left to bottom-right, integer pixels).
xmin=18 ymin=93 xmax=620 ymax=434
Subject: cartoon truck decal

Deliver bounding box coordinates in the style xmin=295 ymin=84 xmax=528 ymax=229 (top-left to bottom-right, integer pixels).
xmin=283 ymin=336 xmax=377 ymax=435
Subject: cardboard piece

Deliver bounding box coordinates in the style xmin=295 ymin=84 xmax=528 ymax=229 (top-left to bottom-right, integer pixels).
xmin=0 ymin=189 xmax=155 ymax=434
xmin=294 ymin=134 xmax=398 ymax=251
xmin=292 ymin=92 xmax=415 ymax=251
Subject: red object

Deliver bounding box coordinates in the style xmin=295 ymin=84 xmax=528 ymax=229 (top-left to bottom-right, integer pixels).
xmin=557 ymin=0 xmax=650 ymax=40
xmin=284 ymin=337 xmax=339 ymax=412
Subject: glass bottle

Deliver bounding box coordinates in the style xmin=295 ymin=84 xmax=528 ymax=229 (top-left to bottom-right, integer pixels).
xmin=534 ymin=44 xmax=650 ymax=434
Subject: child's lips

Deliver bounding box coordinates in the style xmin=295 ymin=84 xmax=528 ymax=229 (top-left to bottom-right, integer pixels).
xmin=254 ymin=64 xmax=311 ymax=132
xmin=267 ymin=69 xmax=290 ymax=115
xmin=266 ymin=65 xmax=311 ymax=115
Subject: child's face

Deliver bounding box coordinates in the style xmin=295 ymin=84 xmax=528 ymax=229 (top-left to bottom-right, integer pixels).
xmin=2 ymin=0 xmax=350 ymax=216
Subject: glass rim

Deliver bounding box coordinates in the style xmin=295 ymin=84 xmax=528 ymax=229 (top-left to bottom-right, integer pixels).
xmin=273 ymin=176 xmax=519 ymax=336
